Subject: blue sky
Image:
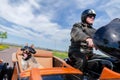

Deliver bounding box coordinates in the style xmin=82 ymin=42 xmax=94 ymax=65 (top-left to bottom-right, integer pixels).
xmin=0 ymin=0 xmax=120 ymax=51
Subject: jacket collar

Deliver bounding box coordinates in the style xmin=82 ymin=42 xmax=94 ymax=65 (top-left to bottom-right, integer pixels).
xmin=81 ymin=22 xmax=92 ymax=28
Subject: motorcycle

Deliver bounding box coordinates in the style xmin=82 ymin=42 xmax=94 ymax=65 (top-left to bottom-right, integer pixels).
xmin=65 ymin=18 xmax=120 ymax=80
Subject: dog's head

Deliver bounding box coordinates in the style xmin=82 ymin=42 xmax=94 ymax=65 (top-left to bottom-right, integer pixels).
xmin=21 ymin=44 xmax=36 ymax=60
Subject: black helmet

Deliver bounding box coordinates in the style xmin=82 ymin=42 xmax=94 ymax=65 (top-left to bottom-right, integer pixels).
xmin=81 ymin=9 xmax=96 ymax=23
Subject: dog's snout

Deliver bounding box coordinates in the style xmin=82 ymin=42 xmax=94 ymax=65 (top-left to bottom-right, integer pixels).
xmin=25 ymin=50 xmax=29 ymax=53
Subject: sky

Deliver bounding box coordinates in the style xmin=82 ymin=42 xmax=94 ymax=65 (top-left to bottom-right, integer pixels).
xmin=0 ymin=0 xmax=120 ymax=51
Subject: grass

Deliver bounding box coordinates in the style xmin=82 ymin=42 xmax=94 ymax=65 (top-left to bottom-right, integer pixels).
xmin=0 ymin=44 xmax=9 ymax=51
xmin=0 ymin=44 xmax=68 ymax=59
xmin=52 ymin=51 xmax=68 ymax=59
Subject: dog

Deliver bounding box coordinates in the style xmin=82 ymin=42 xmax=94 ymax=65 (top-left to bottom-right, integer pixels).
xmin=21 ymin=44 xmax=42 ymax=71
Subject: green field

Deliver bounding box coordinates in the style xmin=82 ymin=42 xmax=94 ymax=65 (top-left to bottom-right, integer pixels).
xmin=0 ymin=44 xmax=9 ymax=51
xmin=52 ymin=51 xmax=68 ymax=59
xmin=0 ymin=44 xmax=68 ymax=59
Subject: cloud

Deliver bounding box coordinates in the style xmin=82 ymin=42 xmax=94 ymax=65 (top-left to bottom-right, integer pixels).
xmin=0 ymin=0 xmax=71 ymax=51
xmin=94 ymin=16 xmax=110 ymax=29
xmin=98 ymin=0 xmax=120 ymax=19
xmin=91 ymin=0 xmax=120 ymax=30
xmin=75 ymin=0 xmax=97 ymax=9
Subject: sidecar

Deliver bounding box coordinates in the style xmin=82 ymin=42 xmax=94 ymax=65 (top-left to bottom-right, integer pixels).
xmin=11 ymin=49 xmax=82 ymax=80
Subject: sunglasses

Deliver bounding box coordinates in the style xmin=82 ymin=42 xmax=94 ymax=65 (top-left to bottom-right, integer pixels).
xmin=87 ymin=15 xmax=95 ymax=19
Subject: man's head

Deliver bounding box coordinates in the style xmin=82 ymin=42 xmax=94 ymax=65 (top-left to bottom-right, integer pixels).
xmin=81 ymin=9 xmax=96 ymax=25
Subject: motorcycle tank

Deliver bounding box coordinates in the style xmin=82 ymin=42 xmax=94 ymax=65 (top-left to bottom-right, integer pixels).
xmin=93 ymin=18 xmax=120 ymax=60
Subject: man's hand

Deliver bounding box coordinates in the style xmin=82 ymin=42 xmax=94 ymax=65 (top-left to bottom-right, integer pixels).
xmin=86 ymin=38 xmax=94 ymax=47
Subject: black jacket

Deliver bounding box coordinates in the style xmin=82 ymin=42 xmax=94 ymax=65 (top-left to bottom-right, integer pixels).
xmin=69 ymin=22 xmax=96 ymax=55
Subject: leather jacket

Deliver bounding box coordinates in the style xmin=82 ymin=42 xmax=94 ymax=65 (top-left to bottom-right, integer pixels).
xmin=69 ymin=22 xmax=96 ymax=55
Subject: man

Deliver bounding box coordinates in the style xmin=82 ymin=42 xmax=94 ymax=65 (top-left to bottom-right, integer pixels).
xmin=68 ymin=9 xmax=96 ymax=72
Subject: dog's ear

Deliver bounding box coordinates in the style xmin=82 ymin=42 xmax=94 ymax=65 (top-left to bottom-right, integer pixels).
xmin=30 ymin=44 xmax=34 ymax=48
xmin=25 ymin=43 xmax=28 ymax=47
xmin=21 ymin=43 xmax=29 ymax=51
xmin=30 ymin=44 xmax=36 ymax=54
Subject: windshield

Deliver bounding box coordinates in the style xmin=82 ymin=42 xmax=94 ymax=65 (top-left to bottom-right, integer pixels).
xmin=21 ymin=74 xmax=82 ymax=80
xmin=42 ymin=74 xmax=82 ymax=80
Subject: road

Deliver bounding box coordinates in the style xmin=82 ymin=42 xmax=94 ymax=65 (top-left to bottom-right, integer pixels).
xmin=0 ymin=47 xmax=18 ymax=67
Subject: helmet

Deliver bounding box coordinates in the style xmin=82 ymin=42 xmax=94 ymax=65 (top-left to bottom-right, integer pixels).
xmin=81 ymin=9 xmax=96 ymax=23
